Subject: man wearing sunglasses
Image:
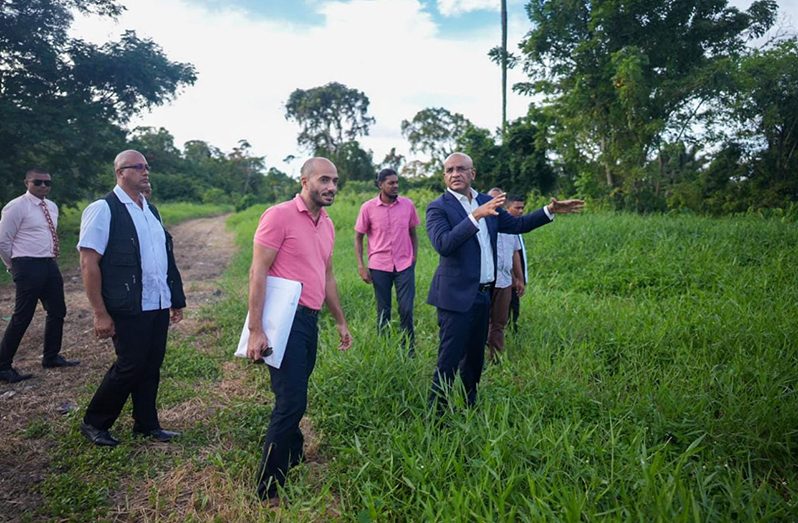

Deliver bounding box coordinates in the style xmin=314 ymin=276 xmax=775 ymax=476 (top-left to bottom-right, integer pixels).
xmin=0 ymin=169 xmax=77 ymax=383
xmin=77 ymin=150 xmax=185 ymax=447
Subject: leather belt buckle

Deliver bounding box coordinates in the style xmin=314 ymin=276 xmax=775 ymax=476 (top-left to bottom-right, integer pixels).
xmin=478 ymin=282 xmax=494 ymax=293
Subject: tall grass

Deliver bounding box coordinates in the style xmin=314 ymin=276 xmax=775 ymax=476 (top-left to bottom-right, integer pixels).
xmin=23 ymin=192 xmax=797 ymax=521
xmin=214 ymin=192 xmax=798 ymax=520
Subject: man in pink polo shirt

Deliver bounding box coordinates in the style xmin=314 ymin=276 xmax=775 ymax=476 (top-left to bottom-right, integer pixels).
xmin=355 ymin=168 xmax=419 ymax=355
xmin=246 ymin=157 xmax=352 ymax=507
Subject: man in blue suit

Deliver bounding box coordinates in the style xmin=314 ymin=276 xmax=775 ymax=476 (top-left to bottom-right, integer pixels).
xmin=426 ymin=152 xmax=583 ymax=411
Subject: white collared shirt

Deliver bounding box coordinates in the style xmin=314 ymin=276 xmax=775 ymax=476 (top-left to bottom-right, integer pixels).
xmin=77 ymin=185 xmax=171 ymax=311
xmin=0 ymin=192 xmax=59 ymax=268
xmin=496 ymin=232 xmax=522 ymax=288
xmin=447 ymin=187 xmax=495 ymax=284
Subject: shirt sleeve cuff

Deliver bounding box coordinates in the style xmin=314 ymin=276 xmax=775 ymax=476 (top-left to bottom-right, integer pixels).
xmin=468 ymin=213 xmax=479 ymax=227
xmin=543 ymin=205 xmax=554 ymax=221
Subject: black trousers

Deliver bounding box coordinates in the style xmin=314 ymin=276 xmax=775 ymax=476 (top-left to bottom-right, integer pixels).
xmin=509 ymin=288 xmax=520 ymax=333
xmin=430 ymin=288 xmax=491 ymax=411
xmin=256 ymin=307 xmax=318 ymax=500
xmin=83 ymin=309 xmax=170 ymax=431
xmin=370 ymin=264 xmax=415 ymax=350
xmin=0 ymin=257 xmax=66 ymax=370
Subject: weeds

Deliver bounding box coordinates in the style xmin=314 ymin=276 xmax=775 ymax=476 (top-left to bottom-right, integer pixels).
xmin=19 ymin=194 xmax=798 ymax=521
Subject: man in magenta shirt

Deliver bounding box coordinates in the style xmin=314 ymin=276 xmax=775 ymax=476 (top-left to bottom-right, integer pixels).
xmin=355 ymin=168 xmax=419 ymax=355
xmin=246 ymin=157 xmax=352 ymax=507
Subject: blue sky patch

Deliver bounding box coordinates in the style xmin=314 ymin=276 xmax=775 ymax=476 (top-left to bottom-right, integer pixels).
xmin=188 ymin=0 xmax=529 ymax=38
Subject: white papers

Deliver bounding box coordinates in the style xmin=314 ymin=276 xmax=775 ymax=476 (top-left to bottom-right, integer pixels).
xmin=235 ymin=276 xmax=302 ymax=369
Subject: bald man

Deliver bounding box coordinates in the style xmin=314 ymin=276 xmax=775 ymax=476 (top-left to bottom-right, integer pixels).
xmin=425 ymin=153 xmax=583 ymax=412
xmin=77 ymin=150 xmax=185 ymax=447
xmin=247 ymin=157 xmax=352 ymax=507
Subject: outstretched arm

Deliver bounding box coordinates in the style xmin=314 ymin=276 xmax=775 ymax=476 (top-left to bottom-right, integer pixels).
xmin=426 ymin=202 xmax=478 ymax=257
xmin=546 ymin=198 xmax=584 ymax=215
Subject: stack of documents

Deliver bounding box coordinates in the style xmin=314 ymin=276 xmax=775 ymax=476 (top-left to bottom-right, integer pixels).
xmin=235 ymin=276 xmax=302 ymax=368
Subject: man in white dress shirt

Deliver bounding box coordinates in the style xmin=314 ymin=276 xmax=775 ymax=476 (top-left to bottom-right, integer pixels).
xmin=0 ymin=168 xmax=78 ymax=384
xmin=77 ymin=150 xmax=185 ymax=447
xmin=486 ymin=188 xmax=524 ymax=362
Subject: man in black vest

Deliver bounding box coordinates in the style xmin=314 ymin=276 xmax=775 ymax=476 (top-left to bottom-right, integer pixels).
xmin=77 ymin=150 xmax=185 ymax=447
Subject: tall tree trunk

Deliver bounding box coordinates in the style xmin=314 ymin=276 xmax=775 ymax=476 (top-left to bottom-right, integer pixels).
xmin=600 ymin=136 xmax=614 ymax=187
xmin=501 ymin=0 xmax=508 ymax=134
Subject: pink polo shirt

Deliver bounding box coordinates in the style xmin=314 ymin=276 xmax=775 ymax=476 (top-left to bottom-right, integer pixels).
xmin=254 ymin=195 xmax=335 ymax=310
xmin=354 ymin=195 xmax=419 ymax=272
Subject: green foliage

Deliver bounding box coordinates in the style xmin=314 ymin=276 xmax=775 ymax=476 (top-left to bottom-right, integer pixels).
xmin=460 ymin=116 xmax=558 ymax=196
xmin=317 ymin=140 xmax=376 ymax=187
xmin=284 ymin=82 xmax=375 ymax=154
xmin=719 ymin=38 xmax=798 ymax=206
xmin=518 ymin=0 xmax=781 ymax=211
xmin=128 ymin=127 xmax=296 ymax=206
xmin=400 ymin=107 xmax=472 ymax=171
xmin=0 ymin=0 xmax=196 ymax=207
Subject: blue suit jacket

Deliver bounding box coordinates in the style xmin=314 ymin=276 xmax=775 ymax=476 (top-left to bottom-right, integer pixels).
xmin=426 ymin=191 xmax=551 ymax=312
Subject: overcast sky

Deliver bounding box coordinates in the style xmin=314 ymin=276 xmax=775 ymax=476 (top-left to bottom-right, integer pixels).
xmin=71 ymin=0 xmax=797 ymax=176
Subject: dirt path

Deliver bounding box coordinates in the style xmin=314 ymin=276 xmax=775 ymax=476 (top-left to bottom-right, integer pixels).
xmin=0 ymin=214 xmax=237 ymax=519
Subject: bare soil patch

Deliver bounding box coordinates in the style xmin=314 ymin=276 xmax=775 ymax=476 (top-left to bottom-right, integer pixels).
xmin=0 ymin=214 xmax=236 ymax=521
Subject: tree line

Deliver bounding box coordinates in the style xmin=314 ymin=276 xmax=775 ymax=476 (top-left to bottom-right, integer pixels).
xmin=0 ymin=0 xmax=296 ymax=210
xmin=2 ymin=0 xmax=795 ymax=215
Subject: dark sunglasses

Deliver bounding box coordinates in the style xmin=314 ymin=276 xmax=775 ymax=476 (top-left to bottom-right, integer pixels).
xmin=31 ymin=180 xmax=52 ymax=187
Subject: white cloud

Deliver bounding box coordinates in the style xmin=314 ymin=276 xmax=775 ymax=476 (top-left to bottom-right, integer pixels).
xmin=70 ymin=0 xmax=530 ymax=175
xmin=437 ymin=0 xmax=498 ymax=17
xmin=65 ymin=0 xmax=798 ymax=176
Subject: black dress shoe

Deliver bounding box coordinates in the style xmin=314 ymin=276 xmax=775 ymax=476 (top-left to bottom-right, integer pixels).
xmin=80 ymin=422 xmax=119 ymax=447
xmin=132 ymin=428 xmax=181 ymax=442
xmin=0 ymin=368 xmax=33 ymax=383
xmin=42 ymin=355 xmax=80 ymax=368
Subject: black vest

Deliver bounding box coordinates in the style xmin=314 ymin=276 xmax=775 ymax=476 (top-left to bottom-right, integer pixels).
xmin=99 ymin=192 xmax=186 ymax=316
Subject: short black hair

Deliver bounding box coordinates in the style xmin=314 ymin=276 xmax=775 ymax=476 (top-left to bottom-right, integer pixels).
xmin=506 ymin=193 xmax=525 ymax=203
xmin=376 ymin=168 xmax=398 ymax=186
xmin=25 ymin=167 xmax=49 ymax=179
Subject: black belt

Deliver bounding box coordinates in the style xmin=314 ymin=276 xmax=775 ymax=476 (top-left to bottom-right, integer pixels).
xmin=478 ymin=282 xmax=494 ymax=293
xmin=297 ymin=304 xmax=319 ymax=317
xmin=12 ymin=257 xmax=55 ymax=262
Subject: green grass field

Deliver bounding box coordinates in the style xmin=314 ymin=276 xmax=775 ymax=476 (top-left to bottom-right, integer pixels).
xmin=22 ymin=193 xmax=798 ymax=521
